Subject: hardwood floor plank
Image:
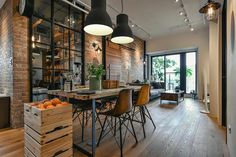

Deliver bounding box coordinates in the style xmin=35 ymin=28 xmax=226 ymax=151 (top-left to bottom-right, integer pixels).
xmin=0 ymin=98 xmax=229 ymax=157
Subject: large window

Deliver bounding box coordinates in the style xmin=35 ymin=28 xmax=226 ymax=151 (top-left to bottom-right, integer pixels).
xmin=151 ymin=52 xmax=197 ymax=93
xmin=31 ymin=0 xmax=84 ymax=92
xmin=151 ymin=56 xmax=165 ymax=82
xmin=186 ymin=52 xmax=196 ymax=93
xmin=165 ymin=54 xmax=180 ymax=91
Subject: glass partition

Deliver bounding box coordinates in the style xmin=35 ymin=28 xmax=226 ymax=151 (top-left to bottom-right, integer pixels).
xmin=30 ymin=0 xmax=84 ymax=101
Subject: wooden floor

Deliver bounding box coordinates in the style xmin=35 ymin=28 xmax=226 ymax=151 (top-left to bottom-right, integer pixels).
xmin=0 ymin=98 xmax=229 ymax=157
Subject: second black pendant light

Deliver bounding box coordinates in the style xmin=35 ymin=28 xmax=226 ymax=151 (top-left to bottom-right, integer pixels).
xmin=111 ymin=0 xmax=134 ymax=44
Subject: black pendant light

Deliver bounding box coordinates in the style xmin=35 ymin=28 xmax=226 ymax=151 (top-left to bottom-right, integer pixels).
xmin=84 ymin=0 xmax=113 ymax=36
xmin=111 ymin=0 xmax=134 ymax=44
xmin=199 ymin=0 xmax=221 ymax=21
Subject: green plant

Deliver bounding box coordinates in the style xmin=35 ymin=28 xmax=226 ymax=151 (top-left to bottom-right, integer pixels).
xmin=173 ymin=67 xmax=193 ymax=84
xmin=173 ymin=67 xmax=193 ymax=77
xmin=87 ymin=63 xmax=105 ymax=80
xmin=152 ymin=57 xmax=176 ymax=81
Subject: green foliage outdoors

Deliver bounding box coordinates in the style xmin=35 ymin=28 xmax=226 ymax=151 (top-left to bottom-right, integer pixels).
xmin=152 ymin=56 xmax=193 ymax=83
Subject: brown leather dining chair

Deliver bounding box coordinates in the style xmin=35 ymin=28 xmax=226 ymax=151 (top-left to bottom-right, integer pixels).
xmin=97 ymin=89 xmax=138 ymax=157
xmin=133 ymin=84 xmax=156 ymax=138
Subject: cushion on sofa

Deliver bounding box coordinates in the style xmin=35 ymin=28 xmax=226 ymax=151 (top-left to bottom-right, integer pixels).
xmin=151 ymin=82 xmax=165 ymax=89
xmin=150 ymin=89 xmax=165 ymax=96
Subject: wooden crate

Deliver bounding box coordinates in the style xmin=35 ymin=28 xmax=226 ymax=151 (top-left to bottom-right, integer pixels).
xmin=24 ymin=103 xmax=72 ymax=134
xmin=24 ymin=124 xmax=72 ymax=145
xmin=24 ymin=103 xmax=73 ymax=157
xmin=25 ymin=147 xmax=35 ymax=157
xmin=25 ymin=133 xmax=73 ymax=157
xmin=25 ymin=146 xmax=73 ymax=157
xmin=103 ymin=80 xmax=119 ymax=89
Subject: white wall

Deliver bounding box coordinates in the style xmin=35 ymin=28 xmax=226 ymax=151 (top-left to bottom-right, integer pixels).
xmin=147 ymin=27 xmax=209 ymax=100
xmin=209 ymin=19 xmax=222 ymax=122
xmin=227 ymin=0 xmax=236 ymax=156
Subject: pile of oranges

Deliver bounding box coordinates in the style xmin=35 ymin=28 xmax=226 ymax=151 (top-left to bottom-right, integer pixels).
xmin=33 ymin=98 xmax=69 ymax=110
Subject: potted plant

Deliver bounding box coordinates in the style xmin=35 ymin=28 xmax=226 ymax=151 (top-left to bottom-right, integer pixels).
xmin=87 ymin=63 xmax=105 ymax=90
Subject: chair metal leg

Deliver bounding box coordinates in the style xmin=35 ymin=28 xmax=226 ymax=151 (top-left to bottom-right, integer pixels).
xmin=139 ymin=107 xmax=146 ymax=138
xmin=72 ymin=108 xmax=77 ymax=117
xmin=95 ymin=111 xmax=103 ymax=128
xmin=119 ymin=118 xmax=123 ymax=157
xmin=131 ymin=106 xmax=135 ymax=120
xmin=82 ymin=111 xmax=85 ymax=142
xmin=144 ymin=106 xmax=156 ymax=129
xmin=97 ymin=115 xmax=108 ymax=147
xmin=85 ymin=110 xmax=90 ymax=126
xmin=141 ymin=106 xmax=146 ymax=123
xmin=128 ymin=114 xmax=138 ymax=143
xmin=114 ymin=117 xmax=117 ymax=136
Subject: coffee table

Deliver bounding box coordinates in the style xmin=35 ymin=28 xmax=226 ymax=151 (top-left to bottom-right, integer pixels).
xmin=160 ymin=90 xmax=184 ymax=105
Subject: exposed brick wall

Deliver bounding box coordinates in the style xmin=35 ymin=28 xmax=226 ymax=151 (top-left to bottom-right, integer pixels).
xmin=85 ymin=33 xmax=102 ymax=64
xmin=11 ymin=0 xmax=30 ymax=128
xmin=0 ymin=0 xmax=30 ymax=128
xmin=84 ymin=34 xmax=144 ymax=83
xmin=0 ymin=0 xmax=13 ymax=96
xmin=126 ymin=37 xmax=144 ymax=82
xmin=84 ymin=33 xmax=102 ymax=81
xmin=106 ymin=37 xmax=144 ymax=83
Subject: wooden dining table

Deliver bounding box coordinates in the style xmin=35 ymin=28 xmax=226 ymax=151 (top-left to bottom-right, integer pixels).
xmin=48 ymin=86 xmax=141 ymax=157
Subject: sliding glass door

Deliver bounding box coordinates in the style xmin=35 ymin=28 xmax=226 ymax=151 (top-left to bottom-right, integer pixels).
xmin=186 ymin=52 xmax=196 ymax=93
xmin=151 ymin=52 xmax=197 ymax=93
xmin=151 ymin=56 xmax=165 ymax=82
xmin=165 ymin=54 xmax=180 ymax=91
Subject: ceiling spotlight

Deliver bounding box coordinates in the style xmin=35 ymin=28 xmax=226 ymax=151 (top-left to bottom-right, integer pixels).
xmin=175 ymin=0 xmax=179 ymax=2
xmin=131 ymin=24 xmax=135 ymax=27
xmin=179 ymin=11 xmax=184 ymax=16
xmin=190 ymin=27 xmax=194 ymax=31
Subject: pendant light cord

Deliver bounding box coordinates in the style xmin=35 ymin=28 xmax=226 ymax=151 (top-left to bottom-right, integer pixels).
xmin=121 ymin=0 xmax=124 ymax=13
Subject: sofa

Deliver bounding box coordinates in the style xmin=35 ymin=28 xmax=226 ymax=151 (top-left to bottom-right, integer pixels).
xmin=129 ymin=82 xmax=165 ymax=101
xmin=150 ymin=82 xmax=165 ymax=100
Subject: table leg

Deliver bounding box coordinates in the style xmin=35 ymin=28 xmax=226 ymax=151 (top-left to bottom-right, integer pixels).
xmin=92 ymin=98 xmax=96 ymax=157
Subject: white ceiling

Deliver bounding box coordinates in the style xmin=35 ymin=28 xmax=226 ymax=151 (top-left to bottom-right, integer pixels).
xmin=79 ymin=0 xmax=219 ymax=40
